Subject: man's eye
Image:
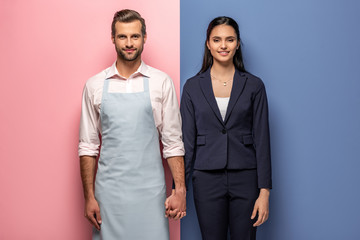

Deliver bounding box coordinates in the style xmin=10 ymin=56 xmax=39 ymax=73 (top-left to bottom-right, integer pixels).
xmin=213 ymin=39 xmax=219 ymax=42
xmin=228 ymin=39 xmax=234 ymax=42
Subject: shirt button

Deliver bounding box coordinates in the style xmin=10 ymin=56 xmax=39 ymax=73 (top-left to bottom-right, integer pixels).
xmin=222 ymin=129 xmax=227 ymax=134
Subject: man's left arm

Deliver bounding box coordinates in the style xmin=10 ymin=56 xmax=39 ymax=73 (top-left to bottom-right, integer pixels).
xmin=159 ymin=74 xmax=186 ymax=219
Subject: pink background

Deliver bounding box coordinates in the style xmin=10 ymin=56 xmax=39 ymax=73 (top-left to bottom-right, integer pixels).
xmin=0 ymin=0 xmax=180 ymax=239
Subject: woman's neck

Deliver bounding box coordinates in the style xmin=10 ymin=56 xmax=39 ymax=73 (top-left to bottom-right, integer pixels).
xmin=210 ymin=61 xmax=235 ymax=78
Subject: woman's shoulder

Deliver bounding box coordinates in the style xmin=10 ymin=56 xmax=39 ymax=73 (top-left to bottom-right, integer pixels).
xmin=183 ymin=72 xmax=204 ymax=90
xmin=239 ymin=71 xmax=265 ymax=90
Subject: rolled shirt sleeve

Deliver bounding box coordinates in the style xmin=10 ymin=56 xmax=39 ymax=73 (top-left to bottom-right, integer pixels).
xmin=78 ymin=82 xmax=101 ymax=157
xmin=159 ymin=75 xmax=185 ymax=159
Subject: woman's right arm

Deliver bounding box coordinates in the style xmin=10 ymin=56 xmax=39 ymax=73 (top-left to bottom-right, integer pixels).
xmin=180 ymin=85 xmax=197 ymax=189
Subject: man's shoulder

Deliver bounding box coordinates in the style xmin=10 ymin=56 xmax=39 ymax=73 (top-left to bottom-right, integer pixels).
xmin=84 ymin=66 xmax=111 ymax=90
xmin=145 ymin=64 xmax=172 ymax=82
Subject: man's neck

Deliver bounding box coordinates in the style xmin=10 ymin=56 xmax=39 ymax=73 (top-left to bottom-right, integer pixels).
xmin=116 ymin=57 xmax=142 ymax=79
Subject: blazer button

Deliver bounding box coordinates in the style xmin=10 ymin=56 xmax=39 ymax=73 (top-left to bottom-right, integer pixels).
xmin=222 ymin=129 xmax=227 ymax=134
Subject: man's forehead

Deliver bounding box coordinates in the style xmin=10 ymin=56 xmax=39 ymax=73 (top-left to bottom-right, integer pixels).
xmin=115 ymin=20 xmax=142 ymax=35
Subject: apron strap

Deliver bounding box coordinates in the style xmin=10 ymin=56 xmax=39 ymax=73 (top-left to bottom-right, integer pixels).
xmin=143 ymin=76 xmax=149 ymax=92
xmin=103 ymin=78 xmax=110 ymax=93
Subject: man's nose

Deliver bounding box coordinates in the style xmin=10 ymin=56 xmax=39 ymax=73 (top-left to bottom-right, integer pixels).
xmin=126 ymin=37 xmax=133 ymax=48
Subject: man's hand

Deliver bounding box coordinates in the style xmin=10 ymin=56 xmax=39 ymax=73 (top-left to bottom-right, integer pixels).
xmin=251 ymin=188 xmax=270 ymax=227
xmin=165 ymin=156 xmax=186 ymax=219
xmin=85 ymin=197 xmax=102 ymax=230
xmin=80 ymin=156 xmax=101 ymax=229
xmin=165 ymin=189 xmax=186 ymax=220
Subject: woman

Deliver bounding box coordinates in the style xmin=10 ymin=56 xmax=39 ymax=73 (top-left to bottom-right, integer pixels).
xmin=181 ymin=16 xmax=272 ymax=240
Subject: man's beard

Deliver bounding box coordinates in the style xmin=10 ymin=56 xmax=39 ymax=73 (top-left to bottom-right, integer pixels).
xmin=116 ymin=45 xmax=143 ymax=61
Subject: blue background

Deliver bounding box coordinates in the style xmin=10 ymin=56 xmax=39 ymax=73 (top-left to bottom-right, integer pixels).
xmin=180 ymin=0 xmax=360 ymax=239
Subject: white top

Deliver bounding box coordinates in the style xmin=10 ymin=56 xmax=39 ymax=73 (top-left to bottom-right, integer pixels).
xmin=79 ymin=61 xmax=184 ymax=159
xmin=215 ymin=97 xmax=230 ymax=121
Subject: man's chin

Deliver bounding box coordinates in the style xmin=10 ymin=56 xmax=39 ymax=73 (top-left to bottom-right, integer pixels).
xmin=124 ymin=57 xmax=138 ymax=61
xmin=118 ymin=53 xmax=140 ymax=62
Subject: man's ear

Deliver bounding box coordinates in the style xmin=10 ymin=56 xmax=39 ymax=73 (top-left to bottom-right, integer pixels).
xmin=111 ymin=35 xmax=115 ymax=44
xmin=143 ymin=34 xmax=147 ymax=44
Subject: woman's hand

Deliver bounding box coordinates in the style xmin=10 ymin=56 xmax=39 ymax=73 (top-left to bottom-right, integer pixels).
xmin=165 ymin=189 xmax=187 ymax=220
xmin=251 ymin=188 xmax=270 ymax=227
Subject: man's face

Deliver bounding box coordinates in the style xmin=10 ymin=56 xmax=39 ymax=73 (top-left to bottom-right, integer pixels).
xmin=112 ymin=20 xmax=146 ymax=61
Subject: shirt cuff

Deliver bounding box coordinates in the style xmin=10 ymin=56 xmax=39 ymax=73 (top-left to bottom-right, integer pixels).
xmin=162 ymin=147 xmax=185 ymax=159
xmin=78 ymin=141 xmax=100 ymax=157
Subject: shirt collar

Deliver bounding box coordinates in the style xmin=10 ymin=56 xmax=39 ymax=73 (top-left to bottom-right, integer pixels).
xmin=105 ymin=60 xmax=150 ymax=79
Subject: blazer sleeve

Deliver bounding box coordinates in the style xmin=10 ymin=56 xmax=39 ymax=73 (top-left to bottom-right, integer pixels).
xmin=253 ymin=83 xmax=272 ymax=189
xmin=180 ymin=86 xmax=197 ymax=189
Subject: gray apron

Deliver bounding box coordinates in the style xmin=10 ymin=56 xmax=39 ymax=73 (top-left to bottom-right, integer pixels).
xmin=93 ymin=77 xmax=169 ymax=240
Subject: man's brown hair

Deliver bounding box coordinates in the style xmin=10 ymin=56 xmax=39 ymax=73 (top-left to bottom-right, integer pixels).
xmin=111 ymin=9 xmax=146 ymax=37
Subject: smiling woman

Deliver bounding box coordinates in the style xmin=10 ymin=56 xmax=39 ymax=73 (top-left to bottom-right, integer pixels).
xmin=181 ymin=16 xmax=272 ymax=240
xmin=206 ymin=24 xmax=239 ymax=67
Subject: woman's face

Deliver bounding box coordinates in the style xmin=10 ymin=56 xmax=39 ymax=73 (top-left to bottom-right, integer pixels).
xmin=207 ymin=24 xmax=239 ymax=65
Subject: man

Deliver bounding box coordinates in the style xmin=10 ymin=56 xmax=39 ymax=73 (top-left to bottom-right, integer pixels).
xmin=79 ymin=9 xmax=186 ymax=240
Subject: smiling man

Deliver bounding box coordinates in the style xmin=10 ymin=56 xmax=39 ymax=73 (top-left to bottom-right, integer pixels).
xmin=78 ymin=9 xmax=186 ymax=240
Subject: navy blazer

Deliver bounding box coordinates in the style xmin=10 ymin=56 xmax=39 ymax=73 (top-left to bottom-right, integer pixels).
xmin=180 ymin=68 xmax=272 ymax=189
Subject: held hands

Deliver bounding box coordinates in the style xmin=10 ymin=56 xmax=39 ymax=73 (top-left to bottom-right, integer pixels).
xmin=165 ymin=189 xmax=187 ymax=220
xmin=84 ymin=197 xmax=102 ymax=230
xmin=251 ymin=188 xmax=270 ymax=227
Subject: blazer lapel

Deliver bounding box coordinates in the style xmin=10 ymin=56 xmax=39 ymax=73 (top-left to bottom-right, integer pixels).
xmin=224 ymin=70 xmax=248 ymax=123
xmin=199 ymin=69 xmax=224 ymax=125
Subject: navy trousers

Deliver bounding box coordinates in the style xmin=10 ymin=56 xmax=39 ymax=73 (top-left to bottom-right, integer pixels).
xmin=192 ymin=169 xmax=259 ymax=240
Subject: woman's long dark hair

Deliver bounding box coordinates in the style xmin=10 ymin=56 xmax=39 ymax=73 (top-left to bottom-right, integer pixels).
xmin=198 ymin=16 xmax=247 ymax=74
